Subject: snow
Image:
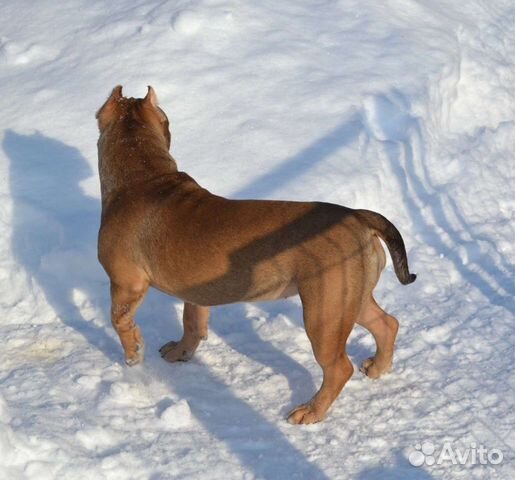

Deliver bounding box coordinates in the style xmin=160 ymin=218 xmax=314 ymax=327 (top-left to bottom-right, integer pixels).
xmin=0 ymin=0 xmax=514 ymax=479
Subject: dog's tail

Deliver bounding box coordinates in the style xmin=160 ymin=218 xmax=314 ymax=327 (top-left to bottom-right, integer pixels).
xmin=355 ymin=209 xmax=416 ymax=285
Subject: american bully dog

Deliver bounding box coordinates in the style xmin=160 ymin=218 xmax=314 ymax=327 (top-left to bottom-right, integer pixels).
xmin=96 ymin=86 xmax=416 ymax=424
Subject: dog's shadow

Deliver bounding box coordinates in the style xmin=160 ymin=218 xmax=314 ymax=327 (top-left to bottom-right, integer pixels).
xmin=4 ymin=130 xmax=121 ymax=362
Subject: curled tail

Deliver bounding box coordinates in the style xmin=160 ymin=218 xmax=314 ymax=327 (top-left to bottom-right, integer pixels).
xmin=355 ymin=209 xmax=417 ymax=285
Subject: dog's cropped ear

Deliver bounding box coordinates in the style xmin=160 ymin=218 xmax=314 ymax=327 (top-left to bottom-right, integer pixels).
xmin=96 ymin=85 xmax=123 ymax=131
xmin=143 ymin=85 xmax=158 ymax=108
xmin=143 ymin=85 xmax=168 ymax=127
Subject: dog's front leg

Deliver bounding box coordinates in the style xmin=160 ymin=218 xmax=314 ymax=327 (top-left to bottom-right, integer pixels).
xmin=160 ymin=302 xmax=210 ymax=362
xmin=110 ymin=281 xmax=148 ymax=366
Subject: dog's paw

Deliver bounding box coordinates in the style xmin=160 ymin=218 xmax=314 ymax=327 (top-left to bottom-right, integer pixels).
xmin=287 ymin=403 xmax=325 ymax=425
xmin=159 ymin=340 xmax=193 ymax=362
xmin=360 ymin=357 xmax=391 ymax=379
xmin=125 ymin=341 xmax=145 ymax=366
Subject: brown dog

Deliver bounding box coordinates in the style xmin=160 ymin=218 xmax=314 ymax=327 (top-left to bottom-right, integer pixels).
xmin=96 ymin=86 xmax=416 ymax=424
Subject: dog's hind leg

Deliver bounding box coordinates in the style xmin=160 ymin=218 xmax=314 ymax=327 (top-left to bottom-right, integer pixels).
xmin=160 ymin=302 xmax=210 ymax=362
xmin=357 ymin=296 xmax=399 ymax=379
xmin=110 ymin=279 xmax=149 ymax=366
xmin=288 ymin=271 xmax=357 ymax=424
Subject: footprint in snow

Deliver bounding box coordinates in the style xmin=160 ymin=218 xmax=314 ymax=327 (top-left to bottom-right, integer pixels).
xmin=0 ymin=38 xmax=58 ymax=66
xmin=159 ymin=399 xmax=193 ymax=430
xmin=171 ymin=9 xmax=234 ymax=35
xmin=362 ymin=93 xmax=414 ymax=142
xmin=171 ymin=10 xmax=203 ymax=34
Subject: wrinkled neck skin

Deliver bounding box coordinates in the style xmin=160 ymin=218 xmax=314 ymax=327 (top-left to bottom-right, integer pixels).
xmin=98 ymin=121 xmax=178 ymax=205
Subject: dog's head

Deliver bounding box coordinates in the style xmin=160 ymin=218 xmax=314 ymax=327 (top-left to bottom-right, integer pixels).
xmin=96 ymin=85 xmax=171 ymax=150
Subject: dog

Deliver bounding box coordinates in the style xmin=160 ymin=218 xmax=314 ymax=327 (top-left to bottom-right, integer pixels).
xmin=96 ymin=86 xmax=416 ymax=424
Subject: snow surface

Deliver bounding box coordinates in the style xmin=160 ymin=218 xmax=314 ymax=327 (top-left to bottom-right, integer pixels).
xmin=0 ymin=0 xmax=514 ymax=479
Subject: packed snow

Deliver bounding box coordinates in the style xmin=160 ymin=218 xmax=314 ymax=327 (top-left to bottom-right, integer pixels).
xmin=0 ymin=0 xmax=514 ymax=479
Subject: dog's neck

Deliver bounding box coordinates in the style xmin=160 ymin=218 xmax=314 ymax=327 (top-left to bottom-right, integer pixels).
xmin=98 ymin=123 xmax=178 ymax=202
